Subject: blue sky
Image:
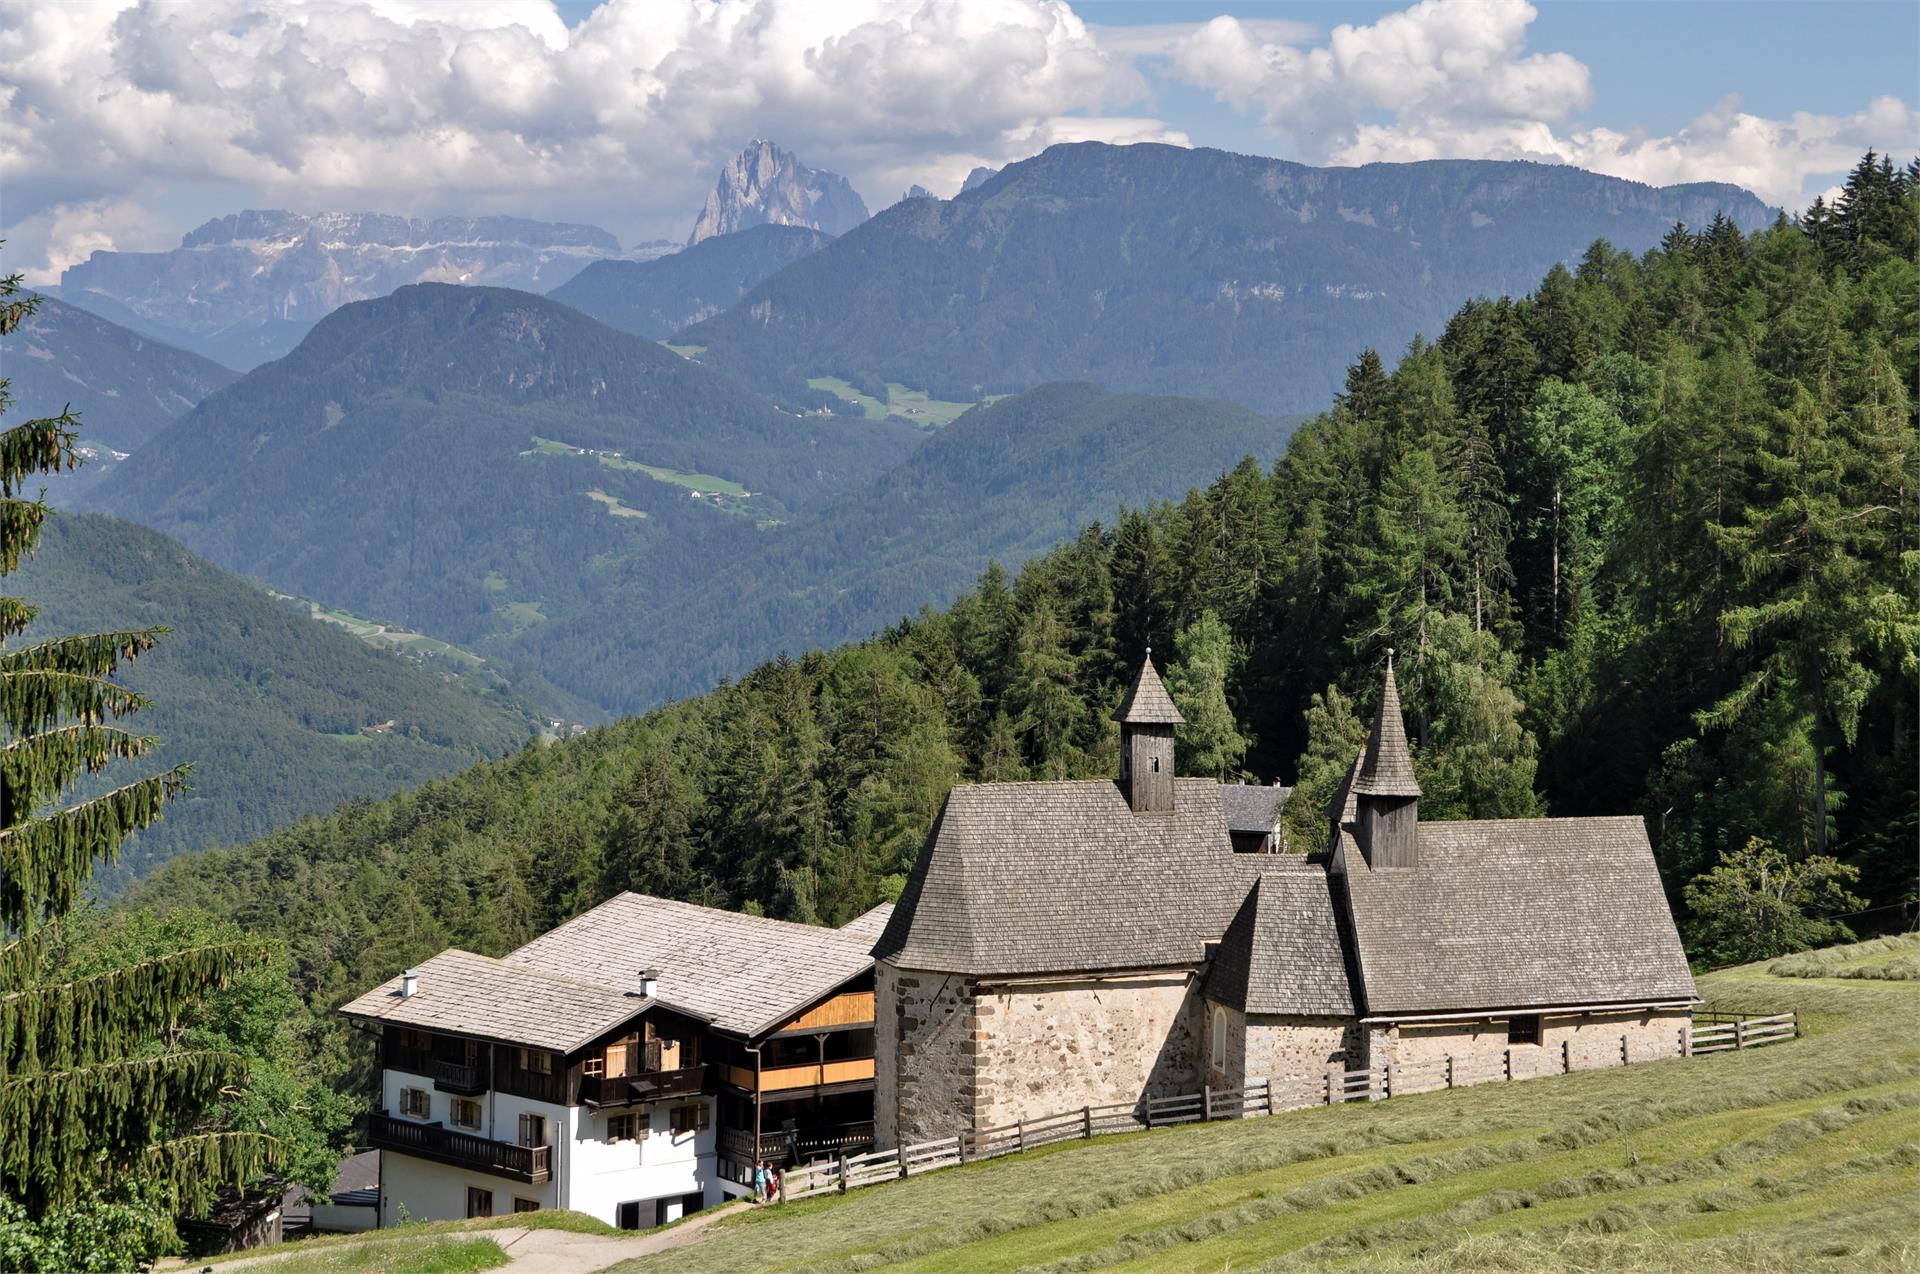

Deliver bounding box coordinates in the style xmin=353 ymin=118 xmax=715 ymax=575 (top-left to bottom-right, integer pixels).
xmin=5 ymin=0 xmax=1915 ymax=280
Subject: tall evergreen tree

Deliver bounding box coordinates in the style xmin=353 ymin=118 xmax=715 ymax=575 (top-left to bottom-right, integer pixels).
xmin=0 ymin=273 xmax=278 ymax=1264
xmin=1165 ymin=611 xmax=1250 ymax=780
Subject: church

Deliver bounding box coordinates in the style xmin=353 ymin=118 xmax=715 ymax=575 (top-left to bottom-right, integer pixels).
xmin=871 ymin=653 xmax=1697 ymax=1146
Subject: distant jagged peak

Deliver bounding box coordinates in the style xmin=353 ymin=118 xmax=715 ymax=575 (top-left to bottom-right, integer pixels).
xmin=688 ymin=140 xmax=870 ymax=246
xmin=896 ymin=184 xmax=936 ymax=206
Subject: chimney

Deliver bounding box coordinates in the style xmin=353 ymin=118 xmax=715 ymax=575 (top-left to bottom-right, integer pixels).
xmin=1114 ymin=649 xmax=1183 ymax=815
xmin=639 ymin=969 xmax=660 ymax=999
xmin=1352 ymin=650 xmax=1421 ymax=869
xmin=400 ymin=968 xmax=420 ymax=999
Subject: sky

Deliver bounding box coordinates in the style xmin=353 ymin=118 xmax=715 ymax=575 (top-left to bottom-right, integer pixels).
xmin=2 ymin=0 xmax=1915 ymax=283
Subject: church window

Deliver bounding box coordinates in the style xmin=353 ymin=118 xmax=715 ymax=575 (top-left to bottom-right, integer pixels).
xmin=1211 ymin=1009 xmax=1227 ymax=1069
xmin=1507 ymin=1015 xmax=1542 ymax=1046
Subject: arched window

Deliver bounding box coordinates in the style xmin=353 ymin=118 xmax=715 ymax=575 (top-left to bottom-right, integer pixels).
xmin=1211 ymin=1008 xmax=1227 ymax=1069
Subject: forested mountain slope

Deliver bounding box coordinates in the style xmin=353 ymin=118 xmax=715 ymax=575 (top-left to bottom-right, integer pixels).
xmin=8 ymin=295 xmax=237 ymax=499
xmin=548 ymin=224 xmax=831 ymax=339
xmin=84 ymin=284 xmax=920 ymax=655
xmin=129 ymin=159 xmax=1916 ymax=1107
xmin=683 ymin=142 xmax=1773 ymax=416
xmin=19 ymin=515 xmax=537 ymax=884
xmin=512 ymin=382 xmax=1299 ymax=711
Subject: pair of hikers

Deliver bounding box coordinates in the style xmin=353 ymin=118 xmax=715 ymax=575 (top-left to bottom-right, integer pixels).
xmin=752 ymin=1159 xmax=781 ymax=1203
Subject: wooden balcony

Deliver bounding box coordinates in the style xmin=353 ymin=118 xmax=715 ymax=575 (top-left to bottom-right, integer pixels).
xmin=578 ymin=1063 xmax=712 ymax=1108
xmin=430 ymin=1059 xmax=488 ymax=1095
xmin=721 ymin=1119 xmax=876 ymax=1167
xmin=725 ymin=1057 xmax=875 ymax=1094
xmin=368 ymin=1113 xmax=550 ymax=1183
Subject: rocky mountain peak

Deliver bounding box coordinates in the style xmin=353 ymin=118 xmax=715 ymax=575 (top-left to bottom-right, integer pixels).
xmin=687 ymin=140 xmax=869 ymax=246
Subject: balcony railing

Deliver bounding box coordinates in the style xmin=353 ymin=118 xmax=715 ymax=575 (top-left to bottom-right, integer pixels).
xmin=430 ymin=1059 xmax=488 ymax=1094
xmin=721 ymin=1119 xmax=877 ymax=1167
xmin=368 ymin=1113 xmax=550 ymax=1183
xmin=579 ymin=1063 xmax=712 ymax=1108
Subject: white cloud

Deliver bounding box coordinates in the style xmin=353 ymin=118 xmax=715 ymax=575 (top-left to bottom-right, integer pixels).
xmin=1162 ymin=0 xmax=1916 ymax=209
xmin=0 ymin=0 xmax=1157 ymax=278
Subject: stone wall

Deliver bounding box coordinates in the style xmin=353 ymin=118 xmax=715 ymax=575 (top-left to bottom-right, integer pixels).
xmin=972 ymin=971 xmax=1202 ymax=1130
xmin=1241 ymin=1014 xmax=1361 ymax=1088
xmin=1389 ymin=1008 xmax=1691 ymax=1085
xmin=877 ymin=961 xmax=980 ymax=1147
xmin=1203 ymin=1000 xmax=1246 ymax=1090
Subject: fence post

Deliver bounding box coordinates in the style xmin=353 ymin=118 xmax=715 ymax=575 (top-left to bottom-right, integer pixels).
xmin=1016 ymin=1119 xmax=1025 ymax=1152
xmin=837 ymin=1153 xmax=848 ymax=1193
xmin=1793 ymin=1011 xmax=1802 ymax=1039
xmin=1445 ymin=1054 xmax=1454 ymax=1089
xmin=1384 ymin=1063 xmax=1396 ymax=1099
xmin=898 ymin=1142 xmax=909 ymax=1179
xmin=957 ymin=1128 xmax=969 ymax=1164
xmin=1681 ymin=1024 xmax=1692 ymax=1058
xmin=1325 ymin=1064 xmax=1339 ymax=1105
xmin=1562 ymin=1039 xmax=1571 ymax=1073
xmin=1735 ymin=1020 xmax=1746 ymax=1050
xmin=1266 ymin=1076 xmax=1276 ymax=1116
xmin=1620 ymin=1033 xmax=1629 ymax=1067
xmin=1203 ymin=1086 xmax=1213 ymax=1119
xmin=1504 ymin=1047 xmax=1514 ymax=1082
xmin=1083 ymin=1105 xmax=1092 ymax=1139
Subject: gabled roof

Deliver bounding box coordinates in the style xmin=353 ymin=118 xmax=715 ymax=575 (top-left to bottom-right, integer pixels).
xmin=1336 ymin=816 xmax=1696 ymax=1014
xmin=506 ymin=893 xmax=877 ymax=1038
xmin=1205 ymin=865 xmax=1356 ymax=1016
xmin=838 ymin=902 xmax=896 ymax=940
xmin=1325 ymin=751 xmax=1363 ymax=825
xmin=1115 ymin=654 xmax=1184 ymax=725
xmin=1222 ymin=783 xmax=1291 ymax=835
xmin=1352 ymin=655 xmax=1421 ymax=798
xmin=337 ymin=948 xmax=655 ymax=1053
xmin=873 ymin=778 xmax=1256 ymax=976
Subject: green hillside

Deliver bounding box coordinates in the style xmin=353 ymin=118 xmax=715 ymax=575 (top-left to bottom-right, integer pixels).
xmin=619 ymin=941 xmax=1918 ymax=1273
xmin=682 ymin=143 xmax=1774 ymax=417
xmin=514 ymin=382 xmax=1300 ymax=712
xmin=83 ymin=284 xmax=921 ymax=652
xmin=16 ymin=514 xmax=538 ymax=883
xmin=547 ymin=224 xmax=829 ymax=339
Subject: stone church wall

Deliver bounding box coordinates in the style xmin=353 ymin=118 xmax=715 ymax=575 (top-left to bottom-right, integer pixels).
xmin=971 ymin=971 xmax=1202 ymax=1131
xmin=876 ymin=961 xmax=981 ymax=1148
xmin=1390 ymin=1008 xmax=1691 ymax=1084
xmin=1241 ymin=1014 xmax=1362 ymax=1087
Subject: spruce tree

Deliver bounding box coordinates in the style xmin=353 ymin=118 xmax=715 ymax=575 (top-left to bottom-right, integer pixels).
xmin=1165 ymin=611 xmax=1249 ymax=780
xmin=0 ymin=274 xmax=278 ymax=1260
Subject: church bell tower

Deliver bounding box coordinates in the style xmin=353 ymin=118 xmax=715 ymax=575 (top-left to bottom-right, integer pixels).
xmin=1116 ymin=650 xmax=1182 ymax=814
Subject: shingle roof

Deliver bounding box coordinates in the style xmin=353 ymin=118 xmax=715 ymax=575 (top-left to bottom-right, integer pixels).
xmin=838 ymin=902 xmax=896 ymax=940
xmin=1115 ymin=655 xmax=1185 ymax=725
xmin=1337 ymin=816 xmax=1697 ymax=1014
xmin=1206 ymin=865 xmax=1356 ymax=1016
xmin=337 ymin=949 xmax=651 ymax=1052
xmin=1221 ymin=783 xmax=1291 ymax=835
xmin=1352 ymin=656 xmax=1421 ymax=798
xmin=1325 ymin=751 xmax=1363 ymax=825
xmin=506 ymin=893 xmax=877 ymax=1037
xmin=873 ymin=778 xmax=1258 ymax=976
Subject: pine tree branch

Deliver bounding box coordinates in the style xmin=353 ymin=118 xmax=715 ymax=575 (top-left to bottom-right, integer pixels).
xmin=0 ymin=668 xmax=152 ymax=737
xmin=143 ymin=1130 xmax=285 ymax=1220
xmin=0 ymin=768 xmax=189 ymax=932
xmin=0 ymin=417 xmax=80 ymax=502
xmin=1 ymin=723 xmax=156 ymax=829
xmin=0 ymin=629 xmax=168 ymax=677
xmin=3 ymin=940 xmax=274 ymax=1072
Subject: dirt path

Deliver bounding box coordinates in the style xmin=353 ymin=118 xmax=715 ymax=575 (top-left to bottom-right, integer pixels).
xmin=169 ymin=1201 xmax=752 ymax=1274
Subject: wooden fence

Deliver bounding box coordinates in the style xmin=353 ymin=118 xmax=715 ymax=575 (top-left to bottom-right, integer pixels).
xmin=778 ymin=1007 xmax=1798 ymax=1201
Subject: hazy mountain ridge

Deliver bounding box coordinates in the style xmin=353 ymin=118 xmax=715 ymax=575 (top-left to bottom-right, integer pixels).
xmin=60 ymin=209 xmax=626 ymax=368
xmin=682 ymin=142 xmax=1775 ymax=415
xmin=548 ymin=224 xmax=831 ymax=339
xmin=688 ymin=140 xmax=870 ymax=245
xmin=19 ymin=513 xmax=537 ymax=883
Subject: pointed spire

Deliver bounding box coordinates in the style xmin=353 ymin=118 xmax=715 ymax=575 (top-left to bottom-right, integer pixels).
xmin=1352 ymin=649 xmax=1421 ymax=797
xmin=1115 ymin=651 xmax=1184 ymax=725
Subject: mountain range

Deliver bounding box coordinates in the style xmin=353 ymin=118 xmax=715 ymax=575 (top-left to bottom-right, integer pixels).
xmin=548 ymin=224 xmax=831 ymax=339
xmin=682 ymin=142 xmax=1775 ymax=416
xmin=57 ymin=210 xmax=625 ymax=369
xmin=687 ymin=140 xmax=870 ymax=245
xmin=18 ymin=513 xmax=537 ymax=884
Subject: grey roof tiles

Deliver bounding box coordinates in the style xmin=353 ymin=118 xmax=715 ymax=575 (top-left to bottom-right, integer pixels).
xmin=1352 ymin=656 xmax=1421 ymax=798
xmin=1221 ymin=783 xmax=1291 ymax=835
xmin=1115 ymin=655 xmax=1185 ymax=725
xmin=337 ymin=948 xmax=652 ymax=1052
xmin=1206 ymin=863 xmax=1356 ymax=1016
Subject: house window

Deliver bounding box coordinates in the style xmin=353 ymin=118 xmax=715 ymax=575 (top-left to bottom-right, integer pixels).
xmin=518 ymin=1048 xmax=553 ymax=1075
xmin=1507 ymin=1014 xmax=1542 ymax=1046
xmin=466 ymin=1187 xmax=493 ymax=1219
xmin=1211 ymin=1009 xmax=1227 ymax=1069
xmin=608 ymin=1113 xmax=645 ymax=1143
xmin=399 ymin=1087 xmax=430 ymax=1119
xmin=451 ymin=1097 xmax=482 ymax=1130
xmin=669 ymin=1103 xmax=710 ymax=1136
xmin=513 ymin=1197 xmax=541 ymax=1214
xmin=518 ymin=1113 xmax=548 ymax=1148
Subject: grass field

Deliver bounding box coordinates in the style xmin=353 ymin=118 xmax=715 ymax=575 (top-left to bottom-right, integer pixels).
xmin=525 ymin=435 xmax=748 ymax=496
xmin=608 ymin=936 xmax=1920 ymax=1273
xmin=806 ymin=376 xmax=979 ymax=428
xmin=270 ymin=592 xmax=490 ymax=672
